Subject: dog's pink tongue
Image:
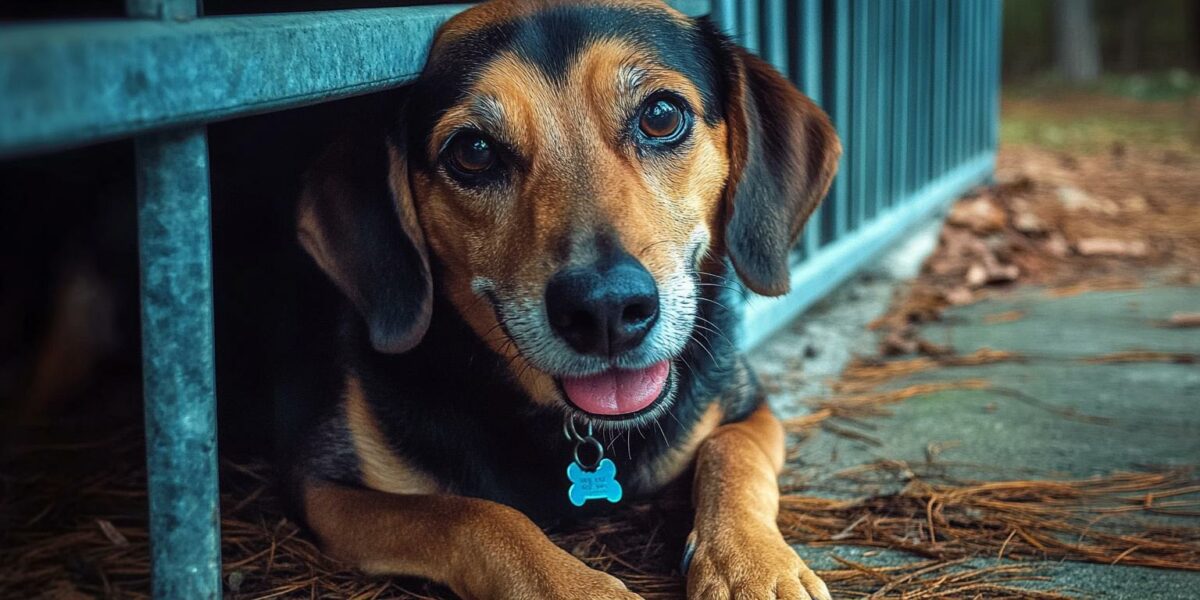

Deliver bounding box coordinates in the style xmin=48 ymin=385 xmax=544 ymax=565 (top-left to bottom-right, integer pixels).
xmin=561 ymin=361 xmax=670 ymax=416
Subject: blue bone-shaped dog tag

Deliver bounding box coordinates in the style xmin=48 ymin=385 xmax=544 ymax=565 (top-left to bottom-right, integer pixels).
xmin=566 ymin=458 xmax=623 ymax=507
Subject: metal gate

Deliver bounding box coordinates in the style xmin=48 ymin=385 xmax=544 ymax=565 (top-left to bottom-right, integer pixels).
xmin=0 ymin=1 xmax=1001 ymax=596
xmin=715 ymin=0 xmax=1002 ymax=348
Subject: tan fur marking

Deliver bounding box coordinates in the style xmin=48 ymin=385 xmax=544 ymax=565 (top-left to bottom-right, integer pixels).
xmin=343 ymin=376 xmax=440 ymax=495
xmin=303 ymin=482 xmax=640 ymax=598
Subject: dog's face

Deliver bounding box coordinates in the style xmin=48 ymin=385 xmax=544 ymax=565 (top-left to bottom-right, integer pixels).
xmin=298 ymin=0 xmax=839 ymax=424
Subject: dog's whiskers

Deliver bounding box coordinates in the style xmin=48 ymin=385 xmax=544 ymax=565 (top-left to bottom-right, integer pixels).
xmin=696 ymin=295 xmax=732 ymax=312
xmin=654 ymin=419 xmax=670 ymax=448
xmin=694 ymin=315 xmax=734 ymax=348
xmin=688 ymin=330 xmax=719 ymax=366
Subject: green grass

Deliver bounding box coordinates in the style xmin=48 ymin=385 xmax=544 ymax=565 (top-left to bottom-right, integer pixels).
xmin=1006 ymin=70 xmax=1200 ymax=102
xmin=1000 ymin=73 xmax=1200 ymax=153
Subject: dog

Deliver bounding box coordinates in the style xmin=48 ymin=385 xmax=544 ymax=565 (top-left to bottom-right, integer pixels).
xmin=286 ymin=1 xmax=840 ymax=598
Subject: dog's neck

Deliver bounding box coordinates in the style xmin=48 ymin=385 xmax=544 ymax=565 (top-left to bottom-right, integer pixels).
xmin=342 ymin=259 xmax=753 ymax=522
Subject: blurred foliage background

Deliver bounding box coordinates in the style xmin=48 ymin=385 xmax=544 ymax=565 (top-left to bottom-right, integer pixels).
xmin=1001 ymin=0 xmax=1200 ymax=154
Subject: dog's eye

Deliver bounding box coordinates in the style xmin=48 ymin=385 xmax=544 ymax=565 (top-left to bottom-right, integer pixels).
xmin=447 ymin=134 xmax=497 ymax=175
xmin=639 ymin=98 xmax=685 ymax=140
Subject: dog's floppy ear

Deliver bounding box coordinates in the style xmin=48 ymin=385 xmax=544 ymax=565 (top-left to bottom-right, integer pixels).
xmin=713 ymin=29 xmax=842 ymax=297
xmin=297 ymin=121 xmax=432 ymax=354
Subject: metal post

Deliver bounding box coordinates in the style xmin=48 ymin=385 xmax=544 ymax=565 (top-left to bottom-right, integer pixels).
xmin=992 ymin=1 xmax=1003 ymax=152
xmin=128 ymin=0 xmax=222 ymax=598
xmin=932 ymin=0 xmax=949 ymax=175
xmin=136 ymin=130 xmax=222 ymax=599
xmin=974 ymin=0 xmax=985 ymax=156
xmin=712 ymin=0 xmax=739 ymax=37
xmin=763 ymin=0 xmax=788 ymax=73
xmin=952 ymin=0 xmax=965 ymax=165
xmin=920 ymin=0 xmax=934 ymax=184
xmin=825 ymin=0 xmax=852 ymax=241
xmin=740 ymin=0 xmax=761 ymax=54
xmin=801 ymin=0 xmax=825 ymax=256
xmin=851 ymin=0 xmax=869 ymax=230
xmin=893 ymin=0 xmax=911 ymax=199
xmin=874 ymin=0 xmax=892 ymax=211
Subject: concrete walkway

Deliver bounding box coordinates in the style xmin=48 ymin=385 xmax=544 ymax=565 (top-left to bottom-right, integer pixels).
xmin=770 ymin=283 xmax=1200 ymax=598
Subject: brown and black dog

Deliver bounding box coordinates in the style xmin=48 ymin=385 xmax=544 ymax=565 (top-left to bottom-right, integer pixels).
xmin=288 ymin=0 xmax=840 ymax=598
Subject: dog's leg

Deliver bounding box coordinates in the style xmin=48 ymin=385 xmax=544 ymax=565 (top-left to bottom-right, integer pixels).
xmin=686 ymin=404 xmax=831 ymax=600
xmin=303 ymin=481 xmax=642 ymax=600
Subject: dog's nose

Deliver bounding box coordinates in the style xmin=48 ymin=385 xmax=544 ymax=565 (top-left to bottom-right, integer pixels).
xmin=544 ymin=256 xmax=660 ymax=357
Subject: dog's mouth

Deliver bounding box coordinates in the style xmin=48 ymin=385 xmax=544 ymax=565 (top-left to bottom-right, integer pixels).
xmin=556 ymin=360 xmax=674 ymax=419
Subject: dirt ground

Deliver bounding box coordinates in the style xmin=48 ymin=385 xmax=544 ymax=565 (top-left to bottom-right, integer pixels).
xmin=1 ymin=92 xmax=1198 ymax=599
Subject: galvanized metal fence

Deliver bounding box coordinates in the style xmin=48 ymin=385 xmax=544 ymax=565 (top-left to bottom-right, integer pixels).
xmin=718 ymin=0 xmax=1002 ymax=348
xmin=0 ymin=1 xmax=1000 ymax=597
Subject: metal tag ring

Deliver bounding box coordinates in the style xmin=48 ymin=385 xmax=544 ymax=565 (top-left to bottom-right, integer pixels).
xmin=563 ymin=416 xmax=593 ymax=443
xmin=572 ymin=436 xmax=604 ymax=471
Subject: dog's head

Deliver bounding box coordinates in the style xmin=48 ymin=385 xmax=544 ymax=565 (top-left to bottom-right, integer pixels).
xmin=298 ymin=0 xmax=840 ymax=424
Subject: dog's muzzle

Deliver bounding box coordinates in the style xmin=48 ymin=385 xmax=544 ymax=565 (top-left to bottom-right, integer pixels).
xmin=544 ymin=253 xmax=670 ymax=416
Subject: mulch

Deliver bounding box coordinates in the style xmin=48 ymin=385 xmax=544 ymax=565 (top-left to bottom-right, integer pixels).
xmin=870 ymin=144 xmax=1200 ymax=357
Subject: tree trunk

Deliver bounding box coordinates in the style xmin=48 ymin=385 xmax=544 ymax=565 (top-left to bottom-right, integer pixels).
xmin=1193 ymin=0 xmax=1200 ymax=71
xmin=1118 ymin=3 xmax=1142 ymax=73
xmin=1054 ymin=0 xmax=1101 ymax=82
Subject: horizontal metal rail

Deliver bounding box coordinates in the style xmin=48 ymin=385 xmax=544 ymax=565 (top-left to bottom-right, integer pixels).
xmin=0 ymin=1 xmax=709 ymax=159
xmin=0 ymin=6 xmax=465 ymax=158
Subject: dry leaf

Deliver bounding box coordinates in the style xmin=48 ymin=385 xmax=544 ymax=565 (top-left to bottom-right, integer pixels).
xmin=1076 ymin=238 xmax=1149 ymax=257
xmin=947 ymin=197 xmax=1007 ymax=233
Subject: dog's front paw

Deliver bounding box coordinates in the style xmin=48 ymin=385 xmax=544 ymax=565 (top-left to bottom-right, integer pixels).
xmin=685 ymin=527 xmax=831 ymax=600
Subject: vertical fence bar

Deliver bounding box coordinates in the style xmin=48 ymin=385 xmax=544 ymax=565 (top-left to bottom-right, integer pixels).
xmin=801 ymin=0 xmax=825 ymax=256
xmin=991 ymin=0 xmax=1003 ymax=152
xmin=870 ymin=0 xmax=881 ymax=213
xmin=127 ymin=0 xmax=222 ymax=598
xmin=947 ymin=0 xmax=960 ymax=167
xmin=945 ymin=0 xmax=955 ymax=165
xmin=850 ymin=0 xmax=868 ymax=231
xmin=824 ymin=0 xmax=852 ymax=242
xmin=912 ymin=0 xmax=927 ymax=189
xmin=893 ymin=0 xmax=910 ymax=199
xmin=903 ymin=0 xmax=916 ymax=194
xmin=135 ymin=130 xmax=221 ymax=600
xmin=741 ymin=0 xmax=761 ymax=53
xmin=712 ymin=0 xmax=739 ymax=37
xmin=972 ymin=0 xmax=980 ymax=156
xmin=966 ymin=0 xmax=975 ymax=156
xmin=932 ymin=0 xmax=949 ymax=175
xmin=764 ymin=0 xmax=788 ymax=72
xmin=874 ymin=0 xmax=892 ymax=211
xmin=981 ymin=0 xmax=989 ymax=147
xmin=800 ymin=0 xmax=823 ymax=102
xmin=927 ymin=1 xmax=936 ymax=180
xmin=919 ymin=0 xmax=931 ymax=187
xmin=959 ymin=0 xmax=969 ymax=163
xmin=965 ymin=0 xmax=974 ymax=156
